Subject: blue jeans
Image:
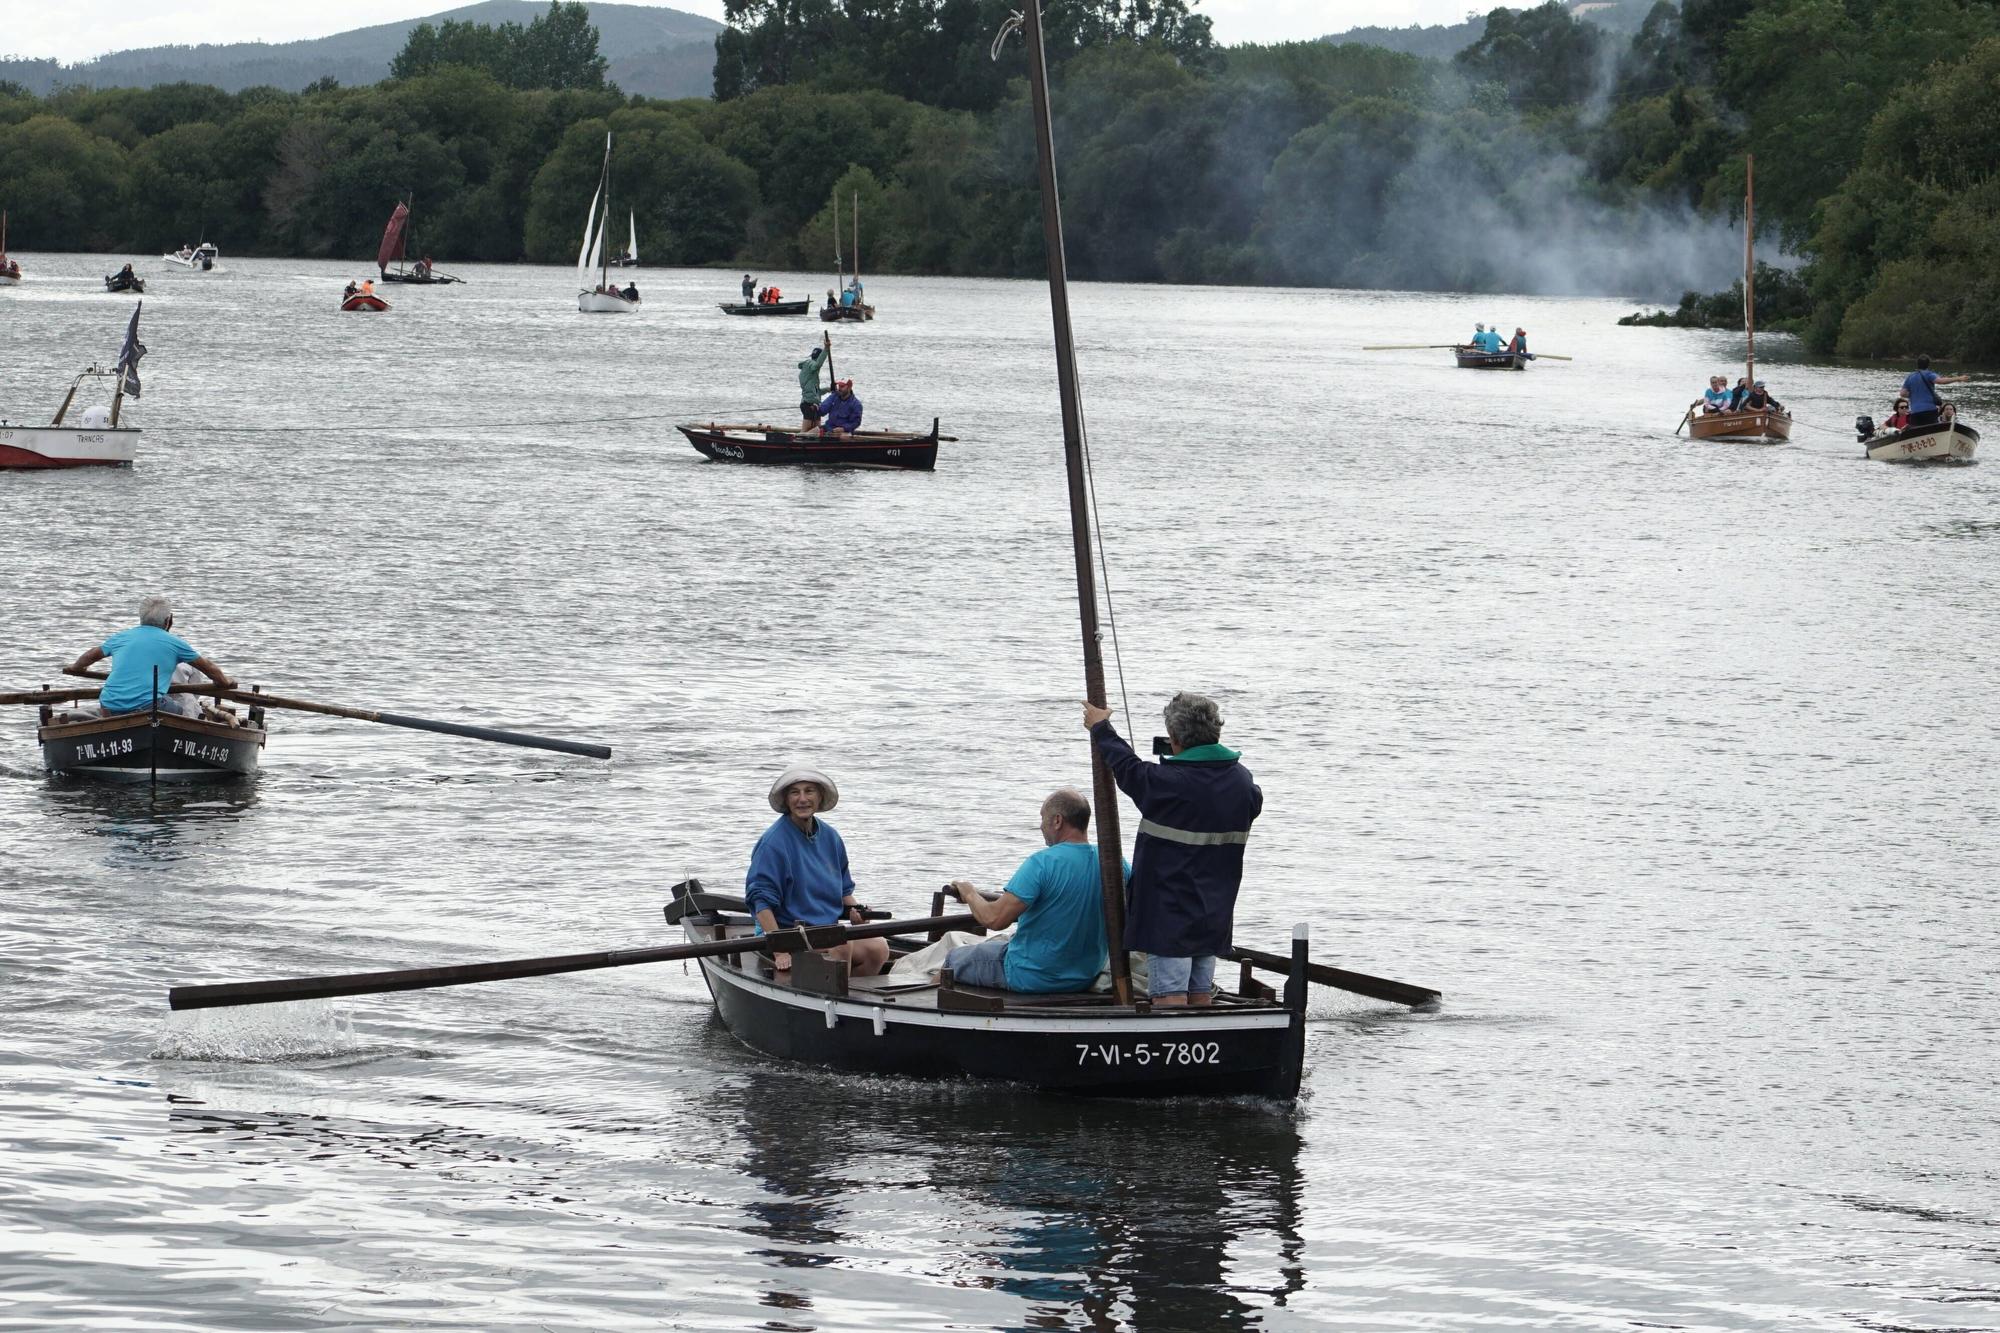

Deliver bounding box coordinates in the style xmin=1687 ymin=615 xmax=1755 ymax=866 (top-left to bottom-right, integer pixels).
xmin=944 ymin=937 xmax=1011 ymax=988
xmin=1148 ymin=954 xmax=1216 ymax=999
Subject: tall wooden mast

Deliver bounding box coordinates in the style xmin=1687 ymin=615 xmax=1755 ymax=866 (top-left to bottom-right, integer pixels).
xmin=1020 ymin=1 xmax=1132 ymax=1004
xmin=1744 ymin=154 xmax=1756 ymax=390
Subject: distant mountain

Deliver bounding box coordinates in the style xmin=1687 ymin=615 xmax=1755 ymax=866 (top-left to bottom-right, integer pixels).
xmin=1324 ymin=0 xmax=1657 ymax=59
xmin=0 ymin=1 xmax=724 ymax=100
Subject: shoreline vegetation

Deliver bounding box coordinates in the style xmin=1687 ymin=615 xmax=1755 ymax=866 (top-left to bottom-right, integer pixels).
xmin=3 ymin=1 xmax=1997 ymax=360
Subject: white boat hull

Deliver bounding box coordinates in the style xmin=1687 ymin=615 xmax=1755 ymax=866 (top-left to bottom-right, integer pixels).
xmin=578 ymin=289 xmax=637 ymax=313
xmin=1866 ymin=421 xmax=1978 ymax=463
xmin=162 ymin=253 xmax=225 ymax=273
xmin=0 ymin=424 xmax=140 ymax=468
xmin=0 ymin=274 xmax=20 ymax=286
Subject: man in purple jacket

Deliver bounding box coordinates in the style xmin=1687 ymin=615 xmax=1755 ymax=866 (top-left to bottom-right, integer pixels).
xmin=1084 ymin=692 xmax=1262 ymax=1007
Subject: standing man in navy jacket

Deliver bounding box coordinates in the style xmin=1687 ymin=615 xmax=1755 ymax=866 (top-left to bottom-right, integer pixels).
xmin=1084 ymin=692 xmax=1262 ymax=1007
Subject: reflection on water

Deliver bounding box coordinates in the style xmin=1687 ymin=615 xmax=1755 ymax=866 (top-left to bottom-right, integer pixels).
xmin=40 ymin=774 xmax=261 ymax=859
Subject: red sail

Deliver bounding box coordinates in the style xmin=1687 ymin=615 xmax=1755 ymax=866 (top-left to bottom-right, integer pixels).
xmin=376 ymin=202 xmax=410 ymax=270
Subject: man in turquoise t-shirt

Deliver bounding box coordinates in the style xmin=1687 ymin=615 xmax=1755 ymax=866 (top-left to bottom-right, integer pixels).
xmin=67 ymin=595 xmax=234 ymax=716
xmin=944 ymin=788 xmax=1115 ymax=993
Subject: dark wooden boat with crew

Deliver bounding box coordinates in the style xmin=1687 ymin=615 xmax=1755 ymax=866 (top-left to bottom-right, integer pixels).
xmin=38 ymin=695 xmax=266 ymax=780
xmin=668 ymin=4 xmax=1442 ymax=1101
xmin=678 ymin=419 xmax=941 ymax=470
xmin=1454 ymin=346 xmax=1527 ymax=370
xmin=670 ymin=885 xmax=1307 ymax=1097
xmin=1686 ymin=155 xmax=1793 ymax=446
xmin=718 ymin=299 xmax=809 ymax=316
xmin=1689 ymin=406 xmax=1790 ymax=443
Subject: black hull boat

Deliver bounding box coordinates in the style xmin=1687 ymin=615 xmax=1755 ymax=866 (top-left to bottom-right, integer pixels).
xmin=1454 ymin=347 xmax=1527 ymax=370
xmin=381 ymin=270 xmax=462 ymax=285
xmin=104 ymin=275 xmax=145 ymax=294
xmin=38 ymin=706 xmax=265 ymax=780
xmin=719 ymin=300 xmax=810 ymax=317
xmin=671 ymin=886 xmax=1306 ymax=1099
xmin=678 ymin=420 xmax=941 ymax=470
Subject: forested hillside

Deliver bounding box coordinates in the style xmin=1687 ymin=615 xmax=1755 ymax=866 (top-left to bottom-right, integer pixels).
xmin=3 ymin=0 xmax=1997 ymax=359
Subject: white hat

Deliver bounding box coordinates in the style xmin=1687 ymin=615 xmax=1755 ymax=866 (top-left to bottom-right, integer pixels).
xmin=768 ymin=765 xmax=838 ymax=813
xmin=1475 ymin=322 xmax=1485 ymax=331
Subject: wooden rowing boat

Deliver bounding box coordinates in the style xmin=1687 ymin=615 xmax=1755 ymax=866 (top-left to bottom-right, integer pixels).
xmin=1454 ymin=346 xmax=1527 ymax=370
xmin=678 ymin=419 xmax=941 ymax=470
xmin=671 ymin=886 xmax=1307 ymax=1098
xmin=37 ymin=696 xmax=265 ymax=780
xmin=719 ymin=300 xmax=809 ymax=316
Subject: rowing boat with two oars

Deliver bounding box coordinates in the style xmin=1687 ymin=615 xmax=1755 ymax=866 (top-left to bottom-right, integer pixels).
xmin=2 ymin=668 xmax=611 ymax=781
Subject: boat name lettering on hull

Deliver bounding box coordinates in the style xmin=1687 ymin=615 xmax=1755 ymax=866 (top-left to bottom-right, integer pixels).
xmin=1075 ymin=1040 xmax=1223 ymax=1067
xmin=714 ymin=444 xmax=745 ymax=459
xmin=75 ymin=738 xmax=136 ymax=761
xmin=170 ymin=738 xmax=232 ymax=763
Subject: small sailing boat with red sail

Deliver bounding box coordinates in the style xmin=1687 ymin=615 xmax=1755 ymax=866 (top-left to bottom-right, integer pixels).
xmin=1687 ymin=155 xmax=1791 ymax=444
xmin=377 ymin=196 xmax=461 ymax=284
xmin=1 ymin=210 xmax=23 ymax=285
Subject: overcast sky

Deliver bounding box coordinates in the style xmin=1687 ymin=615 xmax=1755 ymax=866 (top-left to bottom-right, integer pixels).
xmin=10 ymin=2 xmax=1479 ymax=65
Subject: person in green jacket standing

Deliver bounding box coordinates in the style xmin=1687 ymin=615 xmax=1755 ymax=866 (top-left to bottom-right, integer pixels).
xmin=797 ymin=346 xmax=827 ymax=430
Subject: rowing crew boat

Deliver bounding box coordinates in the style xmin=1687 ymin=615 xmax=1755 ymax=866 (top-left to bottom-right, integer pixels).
xmin=1689 ymin=406 xmax=1791 ymax=443
xmin=719 ymin=300 xmax=809 ymax=316
xmin=678 ymin=419 xmax=942 ymax=470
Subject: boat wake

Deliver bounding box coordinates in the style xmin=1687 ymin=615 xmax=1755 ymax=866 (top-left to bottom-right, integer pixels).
xmin=152 ymin=1001 xmax=407 ymax=1063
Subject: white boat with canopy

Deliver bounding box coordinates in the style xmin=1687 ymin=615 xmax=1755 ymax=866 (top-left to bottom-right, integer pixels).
xmin=162 ymin=240 xmax=224 ymax=273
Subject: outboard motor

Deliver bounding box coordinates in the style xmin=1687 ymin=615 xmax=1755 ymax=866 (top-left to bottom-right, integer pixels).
xmin=1855 ymin=414 xmax=1876 ymax=442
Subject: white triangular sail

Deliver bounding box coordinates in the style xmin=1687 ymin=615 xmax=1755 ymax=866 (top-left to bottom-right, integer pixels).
xmin=626 ymin=210 xmax=637 ymax=264
xmin=577 ymin=181 xmax=602 ymax=272
xmin=585 ymin=199 xmax=606 ymax=274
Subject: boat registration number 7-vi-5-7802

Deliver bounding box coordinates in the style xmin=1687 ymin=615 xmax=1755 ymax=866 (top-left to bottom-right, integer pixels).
xmin=1076 ymin=1040 xmax=1224 ymax=1067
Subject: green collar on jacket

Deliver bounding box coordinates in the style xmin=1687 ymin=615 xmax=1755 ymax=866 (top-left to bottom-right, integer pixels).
xmin=1166 ymin=743 xmax=1240 ymax=763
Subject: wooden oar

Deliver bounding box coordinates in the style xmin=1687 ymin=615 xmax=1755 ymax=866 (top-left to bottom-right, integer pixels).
xmin=1674 ymin=405 xmax=1695 ymax=435
xmin=1530 ymin=353 xmax=1574 ymax=361
xmin=168 ymin=910 xmax=976 ymax=1010
xmin=821 ymin=329 xmax=836 ymax=388
xmin=0 ymin=685 xmax=104 ymax=706
xmin=1229 ymin=945 xmax=1441 ymax=1009
xmin=63 ymin=668 xmax=610 ymax=758
xmin=1362 ymin=344 xmax=1462 ymax=351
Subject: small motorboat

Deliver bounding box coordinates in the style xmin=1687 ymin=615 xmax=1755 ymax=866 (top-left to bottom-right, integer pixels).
xmin=1454 ymin=346 xmax=1527 ymax=370
xmin=340 ymin=287 xmax=389 ymax=311
xmin=1857 ymin=414 xmax=1978 ymax=463
xmin=678 ymin=419 xmax=943 ymax=470
xmin=162 ymin=241 xmax=223 ymax=272
xmin=38 ymin=693 xmax=266 ymax=781
xmin=104 ymin=270 xmax=145 ymax=294
xmin=719 ymin=300 xmax=808 ymax=316
xmin=1 ymin=305 xmax=146 ymax=469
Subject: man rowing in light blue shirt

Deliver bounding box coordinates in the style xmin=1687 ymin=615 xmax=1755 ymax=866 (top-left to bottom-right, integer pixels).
xmin=941 ymin=788 xmax=1117 ymax=993
xmin=66 ymin=595 xmax=234 ymax=717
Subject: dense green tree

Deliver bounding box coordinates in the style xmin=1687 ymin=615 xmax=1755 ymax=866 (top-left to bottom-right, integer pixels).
xmin=1454 ymin=2 xmax=1605 ymax=107
xmin=390 ymin=2 xmax=609 ymax=92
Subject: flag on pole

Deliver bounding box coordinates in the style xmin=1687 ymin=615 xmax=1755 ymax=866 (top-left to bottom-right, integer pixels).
xmin=115 ymin=300 xmax=146 ymax=398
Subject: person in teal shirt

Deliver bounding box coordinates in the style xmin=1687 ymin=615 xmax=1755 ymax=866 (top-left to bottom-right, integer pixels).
xmin=944 ymin=788 xmax=1117 ymax=993
xmin=796 ymin=346 xmax=826 ymax=429
xmin=66 ymin=595 xmax=234 ymax=716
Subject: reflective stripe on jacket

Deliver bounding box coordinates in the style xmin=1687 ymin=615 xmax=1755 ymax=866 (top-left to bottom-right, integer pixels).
xmin=1090 ymin=719 xmax=1262 ymax=957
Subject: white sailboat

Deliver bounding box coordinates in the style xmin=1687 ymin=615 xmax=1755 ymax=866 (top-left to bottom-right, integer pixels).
xmin=611 ymin=210 xmax=639 ymax=268
xmin=0 ymin=303 xmax=146 ymax=469
xmin=577 ymin=134 xmax=636 ymax=313
xmin=0 ymin=210 xmax=21 ymax=284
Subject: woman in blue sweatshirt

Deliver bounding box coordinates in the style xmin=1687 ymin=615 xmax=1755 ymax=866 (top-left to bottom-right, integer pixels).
xmin=746 ymin=765 xmax=889 ymax=976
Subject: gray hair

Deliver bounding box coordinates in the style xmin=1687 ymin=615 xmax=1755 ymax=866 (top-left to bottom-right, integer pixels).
xmin=138 ymin=595 xmax=173 ymax=627
xmin=1163 ymin=691 xmax=1223 ymax=748
xmin=1043 ymin=787 xmax=1091 ymax=833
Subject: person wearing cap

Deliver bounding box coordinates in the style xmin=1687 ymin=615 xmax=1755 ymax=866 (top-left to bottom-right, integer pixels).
xmin=1903 ymin=354 xmax=1970 ymax=428
xmin=1468 ymin=321 xmax=1486 ymax=350
xmin=66 ymin=596 xmax=234 ymax=718
xmin=938 ymin=788 xmax=1115 ymax=994
xmin=742 ymin=273 xmax=756 ymax=303
xmin=818 ymin=379 xmax=863 ymax=437
xmin=745 ymin=766 xmax=889 ymax=977
xmin=1082 ymin=692 xmax=1262 ymax=1007
xmin=796 ymin=346 xmax=826 ymax=430
xmin=1743 ymin=380 xmax=1783 ymax=413
xmin=1507 ymin=327 xmax=1531 ymax=357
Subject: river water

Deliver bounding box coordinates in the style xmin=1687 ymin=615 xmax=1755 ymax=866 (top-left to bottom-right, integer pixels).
xmin=2 ymin=254 xmax=1997 ymax=1331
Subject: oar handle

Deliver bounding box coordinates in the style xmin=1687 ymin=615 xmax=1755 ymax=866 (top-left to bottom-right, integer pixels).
xmin=1229 ymin=945 xmax=1441 ymax=1009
